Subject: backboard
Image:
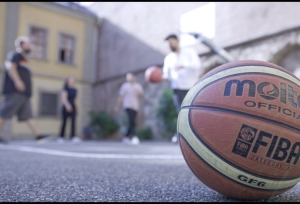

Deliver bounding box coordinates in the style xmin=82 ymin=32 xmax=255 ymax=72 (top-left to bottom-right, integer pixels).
xmin=179 ymin=3 xmax=215 ymax=47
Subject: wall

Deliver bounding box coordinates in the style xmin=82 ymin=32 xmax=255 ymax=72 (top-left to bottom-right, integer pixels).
xmin=91 ymin=2 xmax=300 ymax=56
xmin=0 ymin=2 xmax=6 ymax=65
xmin=90 ymin=2 xmax=209 ymax=56
xmin=18 ymin=3 xmax=85 ymax=78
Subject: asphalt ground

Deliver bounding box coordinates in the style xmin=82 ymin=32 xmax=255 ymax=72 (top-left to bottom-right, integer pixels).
xmin=0 ymin=140 xmax=299 ymax=202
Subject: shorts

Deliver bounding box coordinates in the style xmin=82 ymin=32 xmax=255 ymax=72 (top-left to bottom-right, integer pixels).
xmin=0 ymin=93 xmax=32 ymax=121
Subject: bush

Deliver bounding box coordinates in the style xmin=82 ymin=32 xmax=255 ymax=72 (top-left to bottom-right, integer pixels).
xmin=136 ymin=126 xmax=153 ymax=140
xmin=156 ymin=88 xmax=177 ymax=140
xmin=88 ymin=110 xmax=120 ymax=139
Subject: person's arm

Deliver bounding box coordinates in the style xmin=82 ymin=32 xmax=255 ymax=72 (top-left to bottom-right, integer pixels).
xmin=5 ymin=56 xmax=26 ymax=92
xmin=114 ymin=96 xmax=123 ymax=113
xmin=162 ymin=57 xmax=170 ymax=81
xmin=61 ymin=90 xmax=72 ymax=112
xmin=74 ymin=96 xmax=79 ymax=114
xmin=138 ymin=84 xmax=144 ymax=98
xmin=114 ymin=85 xmax=124 ymax=113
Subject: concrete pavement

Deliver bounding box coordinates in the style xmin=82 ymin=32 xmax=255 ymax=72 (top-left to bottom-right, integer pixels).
xmin=0 ymin=140 xmax=299 ymax=202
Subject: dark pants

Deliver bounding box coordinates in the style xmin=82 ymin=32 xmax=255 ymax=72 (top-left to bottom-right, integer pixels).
xmin=59 ymin=106 xmax=76 ymax=138
xmin=173 ymin=89 xmax=189 ymax=114
xmin=125 ymin=108 xmax=137 ymax=138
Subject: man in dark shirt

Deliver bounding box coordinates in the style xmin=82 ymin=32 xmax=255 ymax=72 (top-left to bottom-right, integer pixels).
xmin=0 ymin=36 xmax=54 ymax=144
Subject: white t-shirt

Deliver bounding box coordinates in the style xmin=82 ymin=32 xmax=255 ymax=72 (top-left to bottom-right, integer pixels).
xmin=119 ymin=82 xmax=144 ymax=111
xmin=163 ymin=47 xmax=203 ymax=90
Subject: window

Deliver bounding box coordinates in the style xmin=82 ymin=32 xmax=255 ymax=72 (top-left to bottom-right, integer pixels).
xmin=58 ymin=33 xmax=76 ymax=65
xmin=39 ymin=91 xmax=60 ymax=117
xmin=28 ymin=26 xmax=48 ymax=60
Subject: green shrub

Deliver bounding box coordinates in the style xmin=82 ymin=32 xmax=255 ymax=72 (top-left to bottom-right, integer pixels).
xmin=136 ymin=126 xmax=153 ymax=140
xmin=88 ymin=110 xmax=120 ymax=139
xmin=156 ymin=88 xmax=177 ymax=140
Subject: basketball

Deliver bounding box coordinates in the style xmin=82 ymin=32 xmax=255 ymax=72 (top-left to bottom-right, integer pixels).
xmin=145 ymin=66 xmax=163 ymax=83
xmin=177 ymin=60 xmax=300 ymax=200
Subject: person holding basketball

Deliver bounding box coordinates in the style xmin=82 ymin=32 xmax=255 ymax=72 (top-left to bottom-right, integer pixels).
xmin=162 ymin=34 xmax=204 ymax=143
xmin=114 ymin=73 xmax=144 ymax=145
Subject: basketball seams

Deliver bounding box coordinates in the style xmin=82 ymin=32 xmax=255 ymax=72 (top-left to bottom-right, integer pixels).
xmin=186 ymin=66 xmax=300 ymax=108
xmin=186 ymin=107 xmax=300 ymax=179
xmin=187 ymin=108 xmax=300 ymax=181
xmin=178 ymin=134 xmax=292 ymax=192
xmin=198 ymin=61 xmax=299 ymax=83
xmin=191 ymin=72 xmax=300 ymax=105
xmin=181 ymin=66 xmax=300 ymax=130
xmin=177 ymin=108 xmax=300 ymax=190
xmin=181 ymin=106 xmax=300 ymax=134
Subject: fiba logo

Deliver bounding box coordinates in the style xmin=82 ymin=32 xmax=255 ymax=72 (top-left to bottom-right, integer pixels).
xmin=232 ymin=124 xmax=258 ymax=158
xmin=240 ymin=126 xmax=256 ymax=142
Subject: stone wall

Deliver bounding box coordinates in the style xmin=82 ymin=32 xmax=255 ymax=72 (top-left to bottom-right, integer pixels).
xmin=201 ymin=27 xmax=300 ymax=73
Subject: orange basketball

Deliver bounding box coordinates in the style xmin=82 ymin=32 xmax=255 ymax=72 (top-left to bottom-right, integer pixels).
xmin=145 ymin=66 xmax=163 ymax=83
xmin=177 ymin=60 xmax=300 ymax=200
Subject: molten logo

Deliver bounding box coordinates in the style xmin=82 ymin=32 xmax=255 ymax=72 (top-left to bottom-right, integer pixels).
xmin=223 ymin=79 xmax=300 ymax=109
xmin=257 ymin=82 xmax=279 ymax=100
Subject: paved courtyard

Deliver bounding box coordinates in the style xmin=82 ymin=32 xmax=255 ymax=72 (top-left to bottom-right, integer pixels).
xmin=0 ymin=140 xmax=299 ymax=202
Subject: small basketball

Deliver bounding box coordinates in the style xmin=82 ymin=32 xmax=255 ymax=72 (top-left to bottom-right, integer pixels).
xmin=177 ymin=60 xmax=300 ymax=200
xmin=145 ymin=66 xmax=163 ymax=83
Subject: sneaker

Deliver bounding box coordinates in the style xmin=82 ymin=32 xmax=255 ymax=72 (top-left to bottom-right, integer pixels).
xmin=36 ymin=134 xmax=55 ymax=145
xmin=71 ymin=136 xmax=82 ymax=143
xmin=131 ymin=136 xmax=140 ymax=145
xmin=171 ymin=134 xmax=178 ymax=144
xmin=57 ymin=137 xmax=65 ymax=144
xmin=122 ymin=137 xmax=131 ymax=144
xmin=0 ymin=136 xmax=7 ymax=144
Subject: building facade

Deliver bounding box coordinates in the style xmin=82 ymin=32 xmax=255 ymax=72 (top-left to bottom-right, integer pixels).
xmin=90 ymin=2 xmax=300 ymax=140
xmin=2 ymin=2 xmax=299 ymax=140
xmin=0 ymin=2 xmax=99 ymax=140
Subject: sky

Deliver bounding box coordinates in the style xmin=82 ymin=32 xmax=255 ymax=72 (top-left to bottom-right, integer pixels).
xmin=78 ymin=2 xmax=94 ymax=7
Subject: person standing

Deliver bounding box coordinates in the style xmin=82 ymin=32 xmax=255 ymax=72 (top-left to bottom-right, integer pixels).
xmin=0 ymin=36 xmax=53 ymax=144
xmin=57 ymin=76 xmax=81 ymax=144
xmin=114 ymin=73 xmax=144 ymax=145
xmin=162 ymin=34 xmax=204 ymax=143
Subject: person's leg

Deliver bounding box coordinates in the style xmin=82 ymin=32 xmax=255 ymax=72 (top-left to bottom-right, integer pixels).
xmin=0 ymin=93 xmax=25 ymax=143
xmin=0 ymin=118 xmax=5 ymax=132
xmin=18 ymin=97 xmax=53 ymax=141
xmin=172 ymin=89 xmax=181 ymax=114
xmin=59 ymin=109 xmax=68 ymax=138
xmin=177 ymin=90 xmax=189 ymax=108
xmin=122 ymin=108 xmax=132 ymax=144
xmin=70 ymin=110 xmax=81 ymax=143
xmin=18 ymin=97 xmax=39 ymax=136
xmin=131 ymin=109 xmax=137 ymax=136
xmin=172 ymin=89 xmax=189 ymax=143
xmin=0 ymin=118 xmax=6 ymax=143
xmin=70 ymin=111 xmax=76 ymax=139
xmin=126 ymin=108 xmax=133 ymax=138
xmin=26 ymin=119 xmax=39 ymax=136
xmin=130 ymin=109 xmax=140 ymax=145
xmin=126 ymin=108 xmax=135 ymax=138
